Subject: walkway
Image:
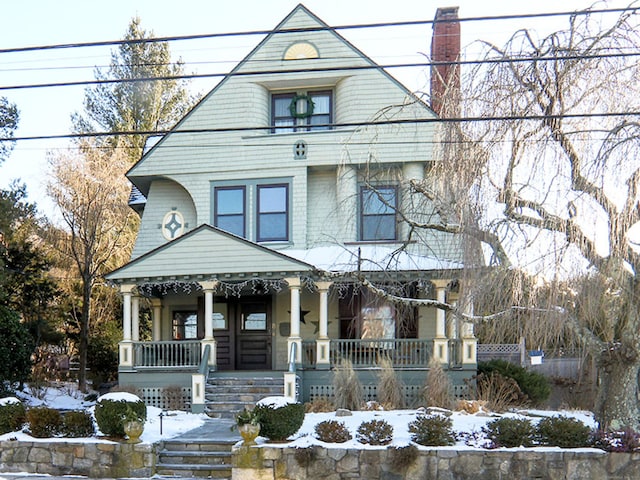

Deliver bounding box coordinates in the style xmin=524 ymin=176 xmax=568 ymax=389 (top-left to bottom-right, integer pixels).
xmin=170 ymin=416 xmax=241 ymax=443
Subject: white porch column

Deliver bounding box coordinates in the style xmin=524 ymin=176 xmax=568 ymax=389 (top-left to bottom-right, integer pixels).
xmin=315 ymin=281 xmax=332 ymax=368
xmin=461 ymin=296 xmax=477 ymax=365
xmin=286 ymin=277 xmax=302 ymax=364
xmin=200 ymin=280 xmax=219 ymax=369
xmin=151 ymin=299 xmax=162 ymax=341
xmin=131 ymin=295 xmax=140 ymax=342
xmin=119 ymin=284 xmax=135 ymax=368
xmin=432 ymin=279 xmax=449 ymax=364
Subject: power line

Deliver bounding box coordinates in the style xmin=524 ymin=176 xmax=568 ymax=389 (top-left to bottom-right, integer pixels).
xmin=2 ymin=50 xmax=639 ymax=92
xmin=2 ymin=112 xmax=637 ymax=143
xmin=1 ymin=7 xmax=634 ymax=55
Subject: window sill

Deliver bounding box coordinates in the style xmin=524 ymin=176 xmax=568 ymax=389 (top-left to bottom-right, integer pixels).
xmin=345 ymin=240 xmax=415 ymax=245
xmin=242 ymin=127 xmax=356 ymax=140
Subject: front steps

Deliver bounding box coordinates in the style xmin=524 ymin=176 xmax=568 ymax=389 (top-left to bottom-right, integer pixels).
xmin=205 ymin=375 xmax=284 ymax=419
xmin=155 ymin=438 xmax=235 ymax=479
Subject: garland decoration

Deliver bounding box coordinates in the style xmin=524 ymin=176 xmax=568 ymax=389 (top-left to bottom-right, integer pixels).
xmin=289 ymin=94 xmax=315 ymax=119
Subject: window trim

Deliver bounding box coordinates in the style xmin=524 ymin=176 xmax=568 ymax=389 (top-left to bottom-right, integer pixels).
xmin=359 ymin=185 xmax=398 ymax=242
xmin=213 ymin=185 xmax=246 ymax=238
xmin=271 ymin=90 xmax=333 ymax=133
xmin=172 ymin=310 xmax=198 ymax=340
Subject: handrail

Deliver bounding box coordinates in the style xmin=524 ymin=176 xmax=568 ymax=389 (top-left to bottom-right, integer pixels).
xmin=199 ymin=344 xmax=211 ymax=376
xmin=288 ymin=341 xmax=297 ymax=373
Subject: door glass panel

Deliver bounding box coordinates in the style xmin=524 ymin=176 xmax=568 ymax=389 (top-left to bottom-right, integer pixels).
xmin=243 ymin=312 xmax=267 ymax=331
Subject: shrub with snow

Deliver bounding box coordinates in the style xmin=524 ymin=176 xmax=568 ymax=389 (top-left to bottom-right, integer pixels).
xmin=254 ymin=396 xmax=304 ymax=442
xmin=94 ymin=392 xmax=146 ymax=438
xmin=0 ymin=397 xmax=26 ymax=434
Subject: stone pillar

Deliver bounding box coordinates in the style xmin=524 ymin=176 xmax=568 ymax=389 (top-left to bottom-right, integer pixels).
xmin=286 ymin=277 xmax=302 ymax=365
xmin=432 ymin=279 xmax=449 ymax=364
xmin=151 ymin=299 xmax=162 ymax=341
xmin=200 ymin=280 xmax=219 ymax=369
xmin=191 ymin=372 xmax=206 ymax=414
xmin=315 ymin=281 xmax=332 ymax=368
xmin=119 ymin=284 xmax=135 ymax=369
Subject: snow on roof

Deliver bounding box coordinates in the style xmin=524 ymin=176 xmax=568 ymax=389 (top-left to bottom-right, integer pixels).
xmin=283 ymin=245 xmax=462 ymax=273
xmin=128 ymin=185 xmax=146 ymax=206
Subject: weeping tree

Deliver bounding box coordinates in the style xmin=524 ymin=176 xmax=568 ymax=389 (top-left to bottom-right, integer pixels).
xmin=422 ymin=5 xmax=640 ymax=430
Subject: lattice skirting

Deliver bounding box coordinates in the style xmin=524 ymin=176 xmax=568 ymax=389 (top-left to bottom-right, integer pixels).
xmin=308 ymin=384 xmax=469 ymax=406
xmin=139 ymin=386 xmax=191 ymax=410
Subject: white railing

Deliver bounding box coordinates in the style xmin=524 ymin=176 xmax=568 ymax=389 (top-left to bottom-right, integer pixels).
xmin=133 ymin=341 xmax=201 ymax=368
xmin=330 ymin=339 xmax=433 ymax=368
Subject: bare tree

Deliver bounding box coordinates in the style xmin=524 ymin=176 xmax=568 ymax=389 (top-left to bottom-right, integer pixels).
xmin=46 ymin=141 xmax=136 ymax=391
xmin=432 ymin=5 xmax=640 ymax=430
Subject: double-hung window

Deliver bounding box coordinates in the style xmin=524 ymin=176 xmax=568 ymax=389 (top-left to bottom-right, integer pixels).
xmin=272 ymin=90 xmax=332 ymax=133
xmin=257 ymin=184 xmax=288 ymax=242
xmin=214 ymin=186 xmax=246 ymax=238
xmin=360 ymin=186 xmax=397 ymax=241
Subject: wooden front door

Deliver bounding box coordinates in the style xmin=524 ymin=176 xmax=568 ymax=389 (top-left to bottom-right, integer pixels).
xmin=235 ymin=298 xmax=272 ymax=370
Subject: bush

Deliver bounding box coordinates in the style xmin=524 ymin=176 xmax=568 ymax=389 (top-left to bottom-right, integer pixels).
xmin=94 ymin=392 xmax=146 ymax=438
xmin=0 ymin=306 xmax=34 ymax=387
xmin=475 ymin=372 xmax=527 ymax=412
xmin=0 ymin=398 xmax=26 ymax=434
xmin=478 ymin=360 xmax=551 ymax=406
xmin=592 ymin=428 xmax=640 ymax=452
xmin=62 ymin=410 xmax=95 ymax=438
xmin=377 ymin=356 xmax=405 ymax=409
xmin=389 ymin=445 xmax=419 ymax=472
xmin=408 ymin=413 xmax=455 ymax=446
xmin=536 ymin=415 xmax=591 ymax=448
xmin=356 ymin=419 xmax=393 ymax=445
xmin=482 ymin=417 xmax=535 ymax=448
xmin=254 ymin=397 xmax=304 ymax=441
xmin=422 ymin=357 xmax=454 ymax=409
xmin=333 ymin=359 xmax=363 ymax=410
xmin=314 ymin=420 xmax=352 ymax=443
xmin=305 ymin=397 xmax=335 ymax=413
xmin=26 ymin=406 xmax=62 ymax=438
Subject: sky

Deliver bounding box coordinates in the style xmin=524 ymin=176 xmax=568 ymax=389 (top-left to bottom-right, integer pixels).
xmin=0 ymin=0 xmax=630 ymax=218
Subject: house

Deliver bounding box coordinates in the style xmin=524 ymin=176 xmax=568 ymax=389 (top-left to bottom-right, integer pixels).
xmin=105 ymin=4 xmax=477 ymax=413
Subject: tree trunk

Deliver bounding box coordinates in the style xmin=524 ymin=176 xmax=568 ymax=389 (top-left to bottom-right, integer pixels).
xmin=78 ymin=279 xmax=91 ymax=393
xmin=595 ymin=345 xmax=640 ymax=431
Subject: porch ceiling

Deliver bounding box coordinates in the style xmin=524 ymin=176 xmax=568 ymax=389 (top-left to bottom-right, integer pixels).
xmin=106 ymin=225 xmax=316 ymax=284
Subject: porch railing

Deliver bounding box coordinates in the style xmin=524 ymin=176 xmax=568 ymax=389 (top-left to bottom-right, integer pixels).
xmin=330 ymin=339 xmax=433 ymax=368
xmin=133 ymin=341 xmax=201 ymax=368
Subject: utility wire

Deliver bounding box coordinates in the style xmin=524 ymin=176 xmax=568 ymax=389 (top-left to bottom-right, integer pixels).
xmin=2 ymin=50 xmax=640 ymax=92
xmin=0 ymin=7 xmax=634 ymax=55
xmin=2 ymin=112 xmax=637 ymax=143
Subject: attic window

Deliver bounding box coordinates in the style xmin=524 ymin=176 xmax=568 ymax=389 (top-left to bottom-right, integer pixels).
xmin=284 ymin=42 xmax=319 ymax=60
xmin=272 ymin=90 xmax=332 ymax=133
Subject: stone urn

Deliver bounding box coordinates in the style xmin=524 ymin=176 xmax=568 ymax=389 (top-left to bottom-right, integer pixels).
xmin=124 ymin=419 xmax=144 ymax=444
xmin=238 ymin=423 xmax=260 ymax=446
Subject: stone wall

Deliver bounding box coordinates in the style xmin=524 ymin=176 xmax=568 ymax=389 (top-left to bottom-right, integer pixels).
xmin=232 ymin=445 xmax=640 ymax=480
xmin=0 ymin=439 xmax=155 ymax=478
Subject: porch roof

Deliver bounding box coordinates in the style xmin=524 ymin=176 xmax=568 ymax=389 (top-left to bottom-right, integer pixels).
xmin=106 ymin=225 xmax=316 ymax=284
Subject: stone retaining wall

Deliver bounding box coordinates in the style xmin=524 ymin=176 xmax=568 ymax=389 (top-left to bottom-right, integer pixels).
xmin=232 ymin=445 xmax=640 ymax=480
xmin=0 ymin=439 xmax=155 ymax=478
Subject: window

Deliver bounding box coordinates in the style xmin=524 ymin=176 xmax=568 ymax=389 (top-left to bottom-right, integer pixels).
xmin=360 ymin=186 xmax=397 ymax=241
xmin=172 ymin=311 xmax=198 ymax=340
xmin=257 ymin=184 xmax=288 ymax=242
xmin=214 ymin=186 xmax=246 ymax=238
xmin=271 ymin=90 xmax=332 ymax=133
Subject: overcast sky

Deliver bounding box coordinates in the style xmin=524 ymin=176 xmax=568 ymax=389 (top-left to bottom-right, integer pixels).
xmin=0 ymin=0 xmax=628 ymax=217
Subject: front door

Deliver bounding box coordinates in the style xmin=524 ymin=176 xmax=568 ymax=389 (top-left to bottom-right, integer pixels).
xmin=236 ymin=298 xmax=272 ymax=370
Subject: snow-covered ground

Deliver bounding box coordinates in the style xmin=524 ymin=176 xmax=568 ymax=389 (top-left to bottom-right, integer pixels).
xmin=1 ymin=383 xmax=599 ymax=452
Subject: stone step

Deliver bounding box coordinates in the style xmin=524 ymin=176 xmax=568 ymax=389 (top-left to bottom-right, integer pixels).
xmin=206 ymin=376 xmax=282 ymax=386
xmin=158 ymin=450 xmax=231 ymax=465
xmin=160 ymin=439 xmax=235 ymax=452
xmin=205 ymin=384 xmax=283 ymax=394
xmin=155 ymin=462 xmax=232 ymax=478
xmin=204 ymin=391 xmax=282 ymax=403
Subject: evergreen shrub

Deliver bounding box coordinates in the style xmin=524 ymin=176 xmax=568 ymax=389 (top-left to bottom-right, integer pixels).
xmin=356 ymin=419 xmax=393 ymax=445
xmin=254 ymin=398 xmax=304 ymax=441
xmin=314 ymin=420 xmax=351 ymax=443
xmin=0 ymin=398 xmax=26 ymax=434
xmin=26 ymin=406 xmax=62 ymax=438
xmin=482 ymin=417 xmax=535 ymax=448
xmin=94 ymin=393 xmax=146 ymax=438
xmin=478 ymin=360 xmax=551 ymax=406
xmin=408 ymin=413 xmax=456 ymax=446
xmin=62 ymin=410 xmax=96 ymax=437
xmin=536 ymin=415 xmax=592 ymax=448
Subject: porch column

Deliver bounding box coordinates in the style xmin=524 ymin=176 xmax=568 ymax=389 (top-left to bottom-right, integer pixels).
xmin=131 ymin=295 xmax=140 ymax=342
xmin=315 ymin=281 xmax=332 ymax=369
xmin=461 ymin=296 xmax=477 ymax=365
xmin=199 ymin=280 xmax=219 ymax=369
xmin=432 ymin=279 xmax=449 ymax=364
xmin=119 ymin=284 xmax=135 ymax=369
xmin=151 ymin=299 xmax=162 ymax=341
xmin=286 ymin=277 xmax=302 ymax=364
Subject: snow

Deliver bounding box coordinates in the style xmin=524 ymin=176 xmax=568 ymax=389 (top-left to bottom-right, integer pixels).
xmin=0 ymin=384 xmax=600 ymax=452
xmin=0 ymin=397 xmax=21 ymax=406
xmin=97 ymin=392 xmax=144 ymax=403
xmin=283 ymin=245 xmax=463 ymax=272
xmin=256 ymin=396 xmax=297 ymax=408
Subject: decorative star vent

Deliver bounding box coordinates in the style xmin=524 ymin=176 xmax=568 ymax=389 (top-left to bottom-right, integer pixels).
xmin=162 ymin=210 xmax=185 ymax=240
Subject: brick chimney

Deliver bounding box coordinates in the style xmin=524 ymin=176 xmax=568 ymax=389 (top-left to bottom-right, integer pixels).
xmin=430 ymin=6 xmax=460 ymax=117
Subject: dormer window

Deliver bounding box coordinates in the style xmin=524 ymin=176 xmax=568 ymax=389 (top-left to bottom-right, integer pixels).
xmin=272 ymin=90 xmax=332 ymax=133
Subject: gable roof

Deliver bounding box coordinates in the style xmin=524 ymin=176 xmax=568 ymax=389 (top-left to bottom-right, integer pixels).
xmin=106 ymin=225 xmax=316 ymax=283
xmin=126 ymin=3 xmax=434 ymax=189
